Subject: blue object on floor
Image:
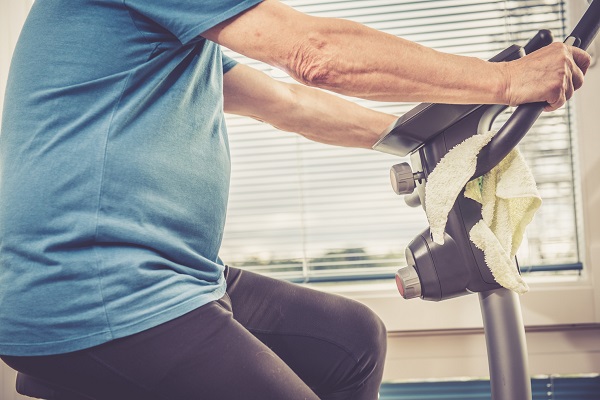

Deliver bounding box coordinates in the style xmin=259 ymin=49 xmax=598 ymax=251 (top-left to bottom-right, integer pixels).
xmin=378 ymin=376 xmax=600 ymax=400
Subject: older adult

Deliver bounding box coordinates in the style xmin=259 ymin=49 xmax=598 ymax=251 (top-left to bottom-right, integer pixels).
xmin=0 ymin=1 xmax=590 ymax=399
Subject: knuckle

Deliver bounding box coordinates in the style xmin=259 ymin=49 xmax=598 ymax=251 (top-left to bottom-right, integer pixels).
xmin=551 ymin=42 xmax=572 ymax=63
xmin=546 ymin=81 xmax=564 ymax=105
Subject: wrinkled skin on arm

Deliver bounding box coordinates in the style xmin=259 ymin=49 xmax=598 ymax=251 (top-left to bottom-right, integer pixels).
xmin=209 ymin=0 xmax=591 ymax=147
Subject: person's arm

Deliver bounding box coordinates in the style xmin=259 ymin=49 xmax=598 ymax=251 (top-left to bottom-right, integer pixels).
xmin=204 ymin=0 xmax=591 ymax=111
xmin=223 ymin=63 xmax=395 ymax=149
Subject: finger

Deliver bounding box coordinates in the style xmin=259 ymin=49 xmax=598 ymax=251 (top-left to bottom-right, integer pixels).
xmin=545 ymin=84 xmax=566 ymax=112
xmin=571 ymin=60 xmax=585 ymax=91
xmin=565 ymin=74 xmax=575 ymax=101
xmin=544 ymin=93 xmax=562 ymax=112
xmin=570 ymin=46 xmax=592 ymax=75
xmin=545 ymin=98 xmax=564 ymax=112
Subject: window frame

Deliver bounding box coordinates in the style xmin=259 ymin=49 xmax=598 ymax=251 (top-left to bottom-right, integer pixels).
xmin=314 ymin=0 xmax=600 ymax=331
xmin=222 ymin=0 xmax=585 ymax=286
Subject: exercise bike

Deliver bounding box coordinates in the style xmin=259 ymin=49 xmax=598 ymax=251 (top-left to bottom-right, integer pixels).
xmin=372 ymin=1 xmax=599 ymax=399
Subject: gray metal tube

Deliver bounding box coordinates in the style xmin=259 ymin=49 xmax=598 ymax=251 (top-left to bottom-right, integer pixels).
xmin=479 ymin=288 xmax=531 ymax=400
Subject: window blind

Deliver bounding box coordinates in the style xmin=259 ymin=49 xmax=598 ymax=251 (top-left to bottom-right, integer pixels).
xmin=220 ymin=0 xmax=581 ymax=282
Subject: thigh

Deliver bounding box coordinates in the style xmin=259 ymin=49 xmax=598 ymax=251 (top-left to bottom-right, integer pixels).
xmin=3 ymin=297 xmax=320 ymax=400
xmin=225 ymin=267 xmax=387 ymax=400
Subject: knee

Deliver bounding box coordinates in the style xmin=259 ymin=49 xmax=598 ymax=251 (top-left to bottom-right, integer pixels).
xmin=345 ymin=300 xmax=387 ymax=366
xmin=365 ymin=307 xmax=387 ymax=365
xmin=337 ymin=300 xmax=387 ymax=398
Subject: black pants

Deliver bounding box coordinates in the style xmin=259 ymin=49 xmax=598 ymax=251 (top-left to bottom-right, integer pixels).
xmin=2 ymin=267 xmax=387 ymax=400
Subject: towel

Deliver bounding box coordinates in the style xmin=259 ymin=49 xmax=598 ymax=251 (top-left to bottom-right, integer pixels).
xmin=424 ymin=131 xmax=541 ymax=294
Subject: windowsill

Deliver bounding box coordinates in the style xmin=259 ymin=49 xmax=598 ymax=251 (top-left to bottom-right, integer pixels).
xmin=306 ymin=274 xmax=597 ymax=332
xmin=307 ymin=272 xmax=587 ymax=297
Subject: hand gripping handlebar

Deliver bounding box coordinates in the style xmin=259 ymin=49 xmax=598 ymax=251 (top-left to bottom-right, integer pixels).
xmin=473 ymin=0 xmax=600 ymax=179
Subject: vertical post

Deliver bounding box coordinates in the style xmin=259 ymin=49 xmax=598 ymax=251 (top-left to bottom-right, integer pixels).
xmin=479 ymin=288 xmax=531 ymax=400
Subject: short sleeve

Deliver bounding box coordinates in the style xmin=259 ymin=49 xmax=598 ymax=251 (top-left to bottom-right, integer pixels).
xmin=124 ymin=0 xmax=264 ymax=45
xmin=222 ymin=54 xmax=238 ymax=74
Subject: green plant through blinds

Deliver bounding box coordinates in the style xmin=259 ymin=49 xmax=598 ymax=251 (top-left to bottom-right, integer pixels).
xmin=220 ymin=0 xmax=580 ymax=282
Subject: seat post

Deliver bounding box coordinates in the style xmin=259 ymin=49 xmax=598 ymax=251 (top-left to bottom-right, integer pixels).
xmin=479 ymin=288 xmax=532 ymax=400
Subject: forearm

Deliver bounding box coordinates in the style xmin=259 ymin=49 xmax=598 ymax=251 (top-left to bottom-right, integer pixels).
xmin=282 ymin=18 xmax=507 ymax=104
xmin=207 ymin=0 xmax=507 ymax=105
xmin=223 ymin=64 xmax=395 ymax=149
xmin=206 ymin=0 xmax=589 ymax=110
xmin=278 ymin=83 xmax=396 ymax=148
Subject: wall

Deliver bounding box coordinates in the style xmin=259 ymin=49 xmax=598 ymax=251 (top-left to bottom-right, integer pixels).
xmin=384 ymin=324 xmax=600 ymax=382
xmin=1 ymin=1 xmax=34 ymax=398
xmin=0 ymin=0 xmax=31 ymax=128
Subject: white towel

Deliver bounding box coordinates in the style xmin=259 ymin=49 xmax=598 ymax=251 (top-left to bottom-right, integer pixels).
xmin=424 ymin=131 xmax=541 ymax=294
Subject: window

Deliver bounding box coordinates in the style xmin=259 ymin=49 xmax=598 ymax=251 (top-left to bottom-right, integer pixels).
xmin=220 ymin=0 xmax=580 ymax=283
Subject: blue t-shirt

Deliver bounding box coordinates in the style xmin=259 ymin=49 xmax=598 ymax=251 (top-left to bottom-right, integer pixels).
xmin=0 ymin=0 xmax=262 ymax=356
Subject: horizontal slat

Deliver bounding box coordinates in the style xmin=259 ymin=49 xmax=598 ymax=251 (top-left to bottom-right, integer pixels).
xmin=220 ymin=0 xmax=579 ymax=281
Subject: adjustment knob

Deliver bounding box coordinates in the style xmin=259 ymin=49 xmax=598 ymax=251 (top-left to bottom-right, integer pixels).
xmin=395 ymin=266 xmax=422 ymax=299
xmin=390 ymin=163 xmax=415 ymax=195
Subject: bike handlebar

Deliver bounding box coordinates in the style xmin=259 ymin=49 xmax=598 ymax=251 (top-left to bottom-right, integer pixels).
xmin=473 ymin=0 xmax=600 ymax=179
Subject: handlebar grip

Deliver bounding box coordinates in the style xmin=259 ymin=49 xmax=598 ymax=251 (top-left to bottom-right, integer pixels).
xmin=568 ymin=0 xmax=600 ymax=51
xmin=472 ymin=103 xmax=544 ymax=178
xmin=523 ymin=29 xmax=553 ymax=54
xmin=472 ymin=0 xmax=600 ymax=179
